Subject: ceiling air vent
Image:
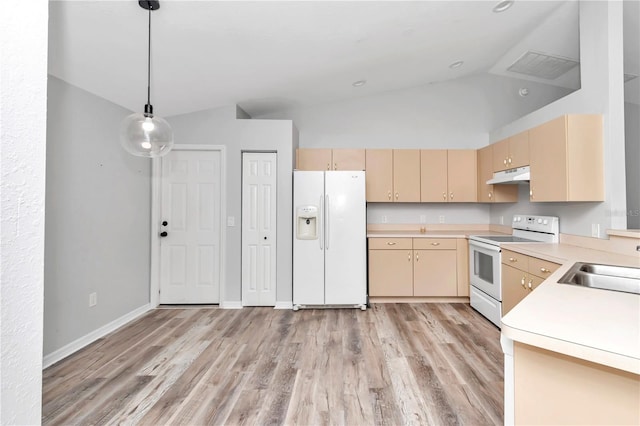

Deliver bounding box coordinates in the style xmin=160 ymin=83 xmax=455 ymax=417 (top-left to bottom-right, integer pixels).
xmin=507 ymin=50 xmax=579 ymax=80
xmin=624 ymin=73 xmax=638 ymax=83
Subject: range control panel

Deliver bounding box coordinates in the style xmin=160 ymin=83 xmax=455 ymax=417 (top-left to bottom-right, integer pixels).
xmin=512 ymin=214 xmax=559 ymax=234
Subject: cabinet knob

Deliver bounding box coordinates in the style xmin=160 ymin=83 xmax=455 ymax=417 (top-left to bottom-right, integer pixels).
xmin=416 ymin=253 xmax=419 ymax=261
xmin=327 ymin=163 xmax=330 ymax=170
xmin=334 ymin=163 xmax=337 ymax=170
xmin=521 ymin=277 xmax=526 ymax=287
xmin=504 ymin=159 xmax=507 ymax=165
xmin=528 ymin=279 xmax=533 ymax=290
xmin=431 ymin=242 xmax=440 ymax=246
xmin=449 ymin=192 xmax=454 ymax=200
xmin=488 ymin=192 xmax=492 ymax=199
xmin=395 ymin=192 xmax=399 ymax=200
xmin=388 ymin=191 xmax=392 ymax=200
xmin=540 ymin=267 xmax=550 ymax=274
xmin=508 ymin=157 xmax=512 ymax=164
xmin=509 ymin=257 xmax=517 ymax=262
xmin=442 ymin=192 xmax=447 ymax=200
xmin=408 ymin=252 xmax=411 ymax=261
xmin=387 ymin=242 xmax=396 ymax=246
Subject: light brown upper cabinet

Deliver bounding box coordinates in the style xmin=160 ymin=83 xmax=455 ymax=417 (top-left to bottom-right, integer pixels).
xmin=296 ymin=148 xmax=365 ymax=171
xmin=393 ymin=150 xmax=421 ymax=202
xmin=529 ymin=115 xmax=603 ymax=202
xmin=477 ymin=145 xmax=518 ymax=203
xmin=365 ymin=149 xmax=420 ymax=202
xmin=421 ymin=149 xmax=477 ymax=202
xmin=493 ymin=131 xmax=530 ymax=172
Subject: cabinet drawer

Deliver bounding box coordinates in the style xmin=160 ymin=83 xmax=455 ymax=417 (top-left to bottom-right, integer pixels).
xmin=529 ymin=257 xmax=561 ymax=279
xmin=368 ymin=238 xmax=412 ymax=250
xmin=502 ymin=249 xmax=528 ymax=270
xmin=413 ymin=238 xmax=456 ymax=250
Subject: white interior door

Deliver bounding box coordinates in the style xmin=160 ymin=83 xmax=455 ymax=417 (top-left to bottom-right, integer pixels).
xmin=242 ymin=152 xmax=277 ymax=306
xmin=160 ymin=150 xmax=221 ymax=304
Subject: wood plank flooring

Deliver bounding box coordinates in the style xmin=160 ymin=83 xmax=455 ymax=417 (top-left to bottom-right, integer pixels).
xmin=43 ymin=303 xmax=503 ymax=425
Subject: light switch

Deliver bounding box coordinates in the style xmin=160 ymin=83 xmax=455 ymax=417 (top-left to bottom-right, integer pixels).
xmin=227 ymin=216 xmax=235 ymax=227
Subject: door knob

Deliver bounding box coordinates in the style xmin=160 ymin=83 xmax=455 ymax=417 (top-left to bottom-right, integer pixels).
xmin=162 ymin=221 xmax=168 ymax=226
xmin=160 ymin=231 xmax=168 ymax=237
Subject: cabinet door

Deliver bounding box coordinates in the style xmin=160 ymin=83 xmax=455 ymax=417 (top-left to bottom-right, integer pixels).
xmin=477 ymin=146 xmax=494 ymax=203
xmin=529 ymin=117 xmax=568 ymax=201
xmin=502 ymin=264 xmax=528 ymax=316
xmin=332 ymin=149 xmax=365 ymax=171
xmin=413 ymin=249 xmax=457 ymax=296
xmin=393 ymin=150 xmax=421 ymax=202
xmin=509 ymin=131 xmax=529 ymax=168
xmin=365 ymin=149 xmax=393 ymax=202
xmin=296 ymin=149 xmax=332 ymax=171
xmin=492 ymin=139 xmax=510 ymax=172
xmin=420 ymin=150 xmax=448 ymax=202
xmin=447 ymin=150 xmax=477 ymax=202
xmin=368 ymin=250 xmax=413 ymax=296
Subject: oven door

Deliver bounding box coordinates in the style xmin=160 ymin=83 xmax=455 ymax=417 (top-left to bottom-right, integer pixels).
xmin=469 ymin=240 xmax=502 ymax=301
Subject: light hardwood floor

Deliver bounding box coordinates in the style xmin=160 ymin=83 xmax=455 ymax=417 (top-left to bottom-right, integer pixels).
xmin=43 ymin=303 xmax=503 ymax=425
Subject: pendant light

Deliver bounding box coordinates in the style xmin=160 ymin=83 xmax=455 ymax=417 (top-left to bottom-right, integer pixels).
xmin=120 ymin=0 xmax=173 ymax=158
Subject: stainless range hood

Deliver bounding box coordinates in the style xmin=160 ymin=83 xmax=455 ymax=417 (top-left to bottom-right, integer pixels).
xmin=486 ymin=166 xmax=530 ymax=185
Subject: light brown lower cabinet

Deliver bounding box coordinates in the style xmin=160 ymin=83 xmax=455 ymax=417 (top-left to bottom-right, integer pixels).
xmin=368 ymin=237 xmax=465 ymax=297
xmin=501 ymin=249 xmax=560 ymax=315
xmin=514 ymin=342 xmax=640 ymax=425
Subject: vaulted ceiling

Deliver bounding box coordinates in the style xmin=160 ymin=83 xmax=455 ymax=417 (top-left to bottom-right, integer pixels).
xmin=48 ymin=1 xmax=638 ymax=117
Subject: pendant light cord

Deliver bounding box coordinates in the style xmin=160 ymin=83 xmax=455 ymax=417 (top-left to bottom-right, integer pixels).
xmin=147 ymin=6 xmax=152 ymax=108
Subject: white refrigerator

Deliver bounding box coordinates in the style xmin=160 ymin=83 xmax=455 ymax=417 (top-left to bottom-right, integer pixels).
xmin=293 ymin=171 xmax=367 ymax=310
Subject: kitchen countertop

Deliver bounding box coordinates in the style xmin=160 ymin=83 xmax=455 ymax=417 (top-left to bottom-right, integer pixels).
xmin=367 ymin=230 xmax=509 ymax=238
xmin=501 ymin=242 xmax=640 ymax=374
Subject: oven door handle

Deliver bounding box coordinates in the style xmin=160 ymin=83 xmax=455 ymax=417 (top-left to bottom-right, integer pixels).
xmin=470 ymin=240 xmax=502 ymax=253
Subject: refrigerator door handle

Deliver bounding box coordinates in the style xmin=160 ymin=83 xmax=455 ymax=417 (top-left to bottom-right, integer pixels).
xmin=325 ymin=194 xmax=330 ymax=250
xmin=319 ymin=195 xmax=323 ymax=250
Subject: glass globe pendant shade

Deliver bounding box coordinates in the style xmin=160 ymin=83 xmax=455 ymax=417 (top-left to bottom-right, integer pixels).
xmin=120 ymin=111 xmax=174 ymax=158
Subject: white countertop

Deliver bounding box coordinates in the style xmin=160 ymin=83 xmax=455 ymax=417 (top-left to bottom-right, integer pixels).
xmin=367 ymin=230 xmax=508 ymax=239
xmin=501 ymin=243 xmax=640 ymax=374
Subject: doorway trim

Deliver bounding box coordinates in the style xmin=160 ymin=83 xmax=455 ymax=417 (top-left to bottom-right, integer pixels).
xmin=150 ymin=144 xmax=227 ymax=307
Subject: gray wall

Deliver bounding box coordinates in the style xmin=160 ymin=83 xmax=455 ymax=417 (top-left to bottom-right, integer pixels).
xmin=44 ymin=76 xmax=151 ymax=355
xmin=166 ymin=107 xmax=296 ymax=304
xmin=625 ymin=102 xmax=640 ymax=229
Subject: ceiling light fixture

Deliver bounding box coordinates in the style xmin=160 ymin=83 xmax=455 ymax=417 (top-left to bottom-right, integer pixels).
xmin=352 ymin=80 xmax=367 ymax=87
xmin=493 ymin=0 xmax=514 ymax=13
xmin=120 ymin=0 xmax=173 ymax=158
xmin=518 ymin=88 xmax=530 ymax=97
xmin=449 ymin=61 xmax=464 ymax=69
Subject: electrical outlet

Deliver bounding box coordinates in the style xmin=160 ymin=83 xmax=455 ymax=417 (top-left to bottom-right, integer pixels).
xmin=439 ymin=215 xmax=445 ymax=224
xmin=381 ymin=215 xmax=388 ymax=223
xmin=89 ymin=292 xmax=97 ymax=307
xmin=591 ymin=223 xmax=600 ymax=238
xmin=500 ymin=216 xmax=504 ymax=225
xmin=419 ymin=215 xmax=426 ymax=224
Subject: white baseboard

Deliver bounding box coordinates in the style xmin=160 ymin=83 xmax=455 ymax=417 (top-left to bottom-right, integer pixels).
xmin=43 ymin=303 xmax=153 ymax=369
xmin=220 ymin=301 xmax=243 ymax=309
xmin=274 ymin=301 xmax=293 ymax=310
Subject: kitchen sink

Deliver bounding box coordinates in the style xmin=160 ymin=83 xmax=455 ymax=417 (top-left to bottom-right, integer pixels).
xmin=558 ymin=262 xmax=640 ymax=295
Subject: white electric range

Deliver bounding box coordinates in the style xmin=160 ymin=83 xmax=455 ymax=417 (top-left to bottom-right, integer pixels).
xmin=468 ymin=214 xmax=559 ymax=327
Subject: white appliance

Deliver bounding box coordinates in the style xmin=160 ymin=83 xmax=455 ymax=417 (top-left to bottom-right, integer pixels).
xmin=468 ymin=214 xmax=559 ymax=327
xmin=293 ymin=171 xmax=367 ymax=310
xmin=486 ymin=166 xmax=530 ymax=185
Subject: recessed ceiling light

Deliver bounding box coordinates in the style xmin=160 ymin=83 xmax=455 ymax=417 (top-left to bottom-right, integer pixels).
xmin=449 ymin=61 xmax=464 ymax=69
xmin=352 ymin=80 xmax=367 ymax=87
xmin=493 ymin=0 xmax=514 ymax=13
